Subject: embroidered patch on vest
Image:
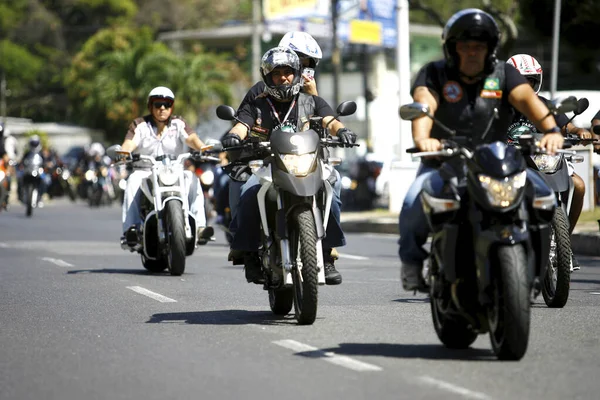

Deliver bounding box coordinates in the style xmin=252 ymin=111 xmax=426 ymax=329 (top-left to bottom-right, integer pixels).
xmin=480 ymin=90 xmax=503 ymax=99
xmin=443 ymin=81 xmax=463 ymax=103
xmin=483 ymin=78 xmax=500 ymax=90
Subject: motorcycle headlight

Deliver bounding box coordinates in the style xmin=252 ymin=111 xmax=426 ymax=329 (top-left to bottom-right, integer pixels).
xmin=0 ymin=170 xmax=5 ymax=181
xmin=158 ymin=168 xmax=178 ymax=186
xmin=118 ymin=179 xmax=127 ymax=190
xmin=200 ymin=170 xmax=214 ymax=186
xmin=341 ymin=176 xmax=352 ymax=190
xmin=478 ymin=171 xmax=527 ymax=208
xmin=100 ymin=166 xmax=108 ymax=177
xmin=84 ymin=170 xmax=95 ymax=181
xmin=62 ymin=170 xmax=70 ymax=180
xmin=279 ymin=153 xmax=316 ymax=177
xmin=532 ymin=154 xmax=561 ymax=173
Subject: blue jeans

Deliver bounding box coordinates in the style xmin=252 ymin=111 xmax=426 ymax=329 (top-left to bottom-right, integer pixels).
xmin=398 ymin=164 xmax=442 ymax=266
xmin=231 ymin=170 xmax=345 ymax=252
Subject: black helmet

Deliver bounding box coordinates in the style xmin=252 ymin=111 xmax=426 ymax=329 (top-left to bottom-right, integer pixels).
xmin=260 ymin=46 xmax=302 ymax=101
xmin=442 ymin=8 xmax=500 ymax=74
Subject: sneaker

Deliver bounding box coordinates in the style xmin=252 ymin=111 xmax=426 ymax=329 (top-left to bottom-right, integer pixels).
xmin=401 ymin=263 xmax=428 ymax=293
xmin=244 ymin=252 xmax=264 ymax=284
xmin=324 ymin=249 xmax=342 ymax=285
xmin=197 ymin=226 xmax=214 ymax=245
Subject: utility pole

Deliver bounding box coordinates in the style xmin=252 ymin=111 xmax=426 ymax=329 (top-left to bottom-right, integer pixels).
xmin=1 ymin=69 xmax=6 ymax=126
xmin=550 ymin=0 xmax=562 ymax=97
xmin=331 ymin=0 xmax=341 ymax=107
xmin=396 ymin=0 xmax=411 ymax=161
xmin=252 ymin=0 xmax=262 ymax=84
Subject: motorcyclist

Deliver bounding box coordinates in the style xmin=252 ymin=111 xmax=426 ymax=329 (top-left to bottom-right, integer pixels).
xmin=398 ymin=8 xmax=564 ymax=291
xmin=506 ymin=54 xmax=592 ymax=270
xmin=229 ymin=31 xmax=324 ymax=219
xmin=0 ymin=124 xmax=18 ymax=207
xmin=222 ymin=46 xmax=357 ymax=285
xmin=18 ymin=135 xmax=49 ymax=205
xmin=116 ymin=86 xmax=214 ymax=246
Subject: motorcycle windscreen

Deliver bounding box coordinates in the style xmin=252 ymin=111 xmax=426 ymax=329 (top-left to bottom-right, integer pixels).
xmin=270 ymin=129 xmax=320 ymax=155
xmin=473 ymin=141 xmax=525 ymax=178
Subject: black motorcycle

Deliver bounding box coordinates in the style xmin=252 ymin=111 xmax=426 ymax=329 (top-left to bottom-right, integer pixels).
xmin=510 ymin=97 xmax=593 ymax=308
xmin=20 ymin=152 xmax=45 ymax=217
xmin=399 ymin=96 xmax=578 ymax=360
xmin=217 ymin=101 xmax=357 ymax=325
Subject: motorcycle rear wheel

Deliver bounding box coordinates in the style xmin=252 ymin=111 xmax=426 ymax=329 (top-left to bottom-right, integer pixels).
xmin=488 ymin=244 xmax=530 ymax=360
xmin=164 ymin=200 xmax=187 ymax=276
xmin=291 ymin=207 xmax=319 ymax=325
xmin=141 ymin=254 xmax=167 ymax=273
xmin=542 ymin=207 xmax=571 ymax=308
xmin=269 ymin=288 xmax=294 ymax=315
xmin=430 ymin=272 xmax=478 ymax=349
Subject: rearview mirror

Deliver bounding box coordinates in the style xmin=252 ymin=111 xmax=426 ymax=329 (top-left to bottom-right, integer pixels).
xmin=399 ymin=102 xmax=430 ymax=121
xmin=548 ymin=96 xmax=578 ymax=114
xmin=336 ymin=101 xmax=357 ymax=117
xmin=575 ymin=98 xmax=589 ymax=116
xmin=216 ymin=105 xmax=236 ymax=121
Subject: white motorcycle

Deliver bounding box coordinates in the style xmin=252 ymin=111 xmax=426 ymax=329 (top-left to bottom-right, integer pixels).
xmin=107 ymin=146 xmax=219 ymax=276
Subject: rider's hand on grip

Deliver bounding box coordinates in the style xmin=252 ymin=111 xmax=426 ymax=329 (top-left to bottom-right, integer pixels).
xmin=336 ymin=128 xmax=357 ymax=147
xmin=221 ymin=133 xmax=241 ymax=149
xmin=415 ymin=138 xmax=442 ymax=152
xmin=540 ymin=132 xmax=564 ymax=155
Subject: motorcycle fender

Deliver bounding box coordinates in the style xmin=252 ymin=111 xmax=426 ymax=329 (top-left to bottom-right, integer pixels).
xmin=272 ymin=167 xmax=322 ymax=197
xmin=160 ymin=197 xmax=193 ymax=240
xmin=540 ymin=159 xmax=570 ymax=193
xmin=311 ymin=200 xmax=325 ymax=239
xmin=475 ymin=224 xmax=533 ymax=302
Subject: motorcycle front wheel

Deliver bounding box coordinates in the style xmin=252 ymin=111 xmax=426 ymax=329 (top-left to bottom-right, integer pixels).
xmin=542 ymin=207 xmax=571 ymax=308
xmin=26 ymin=184 xmax=37 ymax=217
xmin=291 ymin=207 xmax=319 ymax=325
xmin=141 ymin=254 xmax=167 ymax=273
xmin=488 ymin=244 xmax=530 ymax=360
xmin=164 ymin=200 xmax=187 ymax=276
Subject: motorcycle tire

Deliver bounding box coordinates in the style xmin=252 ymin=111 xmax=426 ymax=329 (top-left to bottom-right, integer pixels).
xmin=542 ymin=207 xmax=571 ymax=308
xmin=26 ymin=185 xmax=37 ymax=217
xmin=164 ymin=200 xmax=187 ymax=276
xmin=291 ymin=207 xmax=319 ymax=325
xmin=430 ymin=260 xmax=478 ymax=349
xmin=141 ymin=254 xmax=167 ymax=273
xmin=488 ymin=244 xmax=530 ymax=360
xmin=269 ymin=287 xmax=294 ymax=316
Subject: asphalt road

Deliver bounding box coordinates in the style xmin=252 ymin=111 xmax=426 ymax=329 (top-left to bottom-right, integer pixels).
xmin=1 ymin=199 xmax=600 ymax=400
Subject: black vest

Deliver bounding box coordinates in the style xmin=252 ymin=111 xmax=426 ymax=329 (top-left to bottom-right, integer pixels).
xmin=431 ymin=61 xmax=511 ymax=146
xmin=247 ymin=93 xmax=316 ymax=141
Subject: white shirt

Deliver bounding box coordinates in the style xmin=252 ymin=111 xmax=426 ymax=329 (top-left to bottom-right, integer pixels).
xmin=125 ymin=115 xmax=193 ymax=157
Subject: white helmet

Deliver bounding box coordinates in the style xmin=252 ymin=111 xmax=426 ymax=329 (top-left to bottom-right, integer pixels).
xmin=147 ymin=86 xmax=175 ymax=104
xmin=507 ymin=54 xmax=543 ymax=94
xmin=278 ymin=31 xmax=322 ymax=68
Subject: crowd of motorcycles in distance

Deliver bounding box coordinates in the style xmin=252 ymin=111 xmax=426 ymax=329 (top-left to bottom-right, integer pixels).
xmin=3 ymin=145 xmax=219 ymax=219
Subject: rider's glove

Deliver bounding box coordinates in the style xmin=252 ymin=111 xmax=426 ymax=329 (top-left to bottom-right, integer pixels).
xmin=221 ymin=133 xmax=242 ymax=149
xmin=337 ymin=128 xmax=357 ymax=147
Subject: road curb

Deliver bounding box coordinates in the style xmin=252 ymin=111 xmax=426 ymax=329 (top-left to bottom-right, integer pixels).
xmin=341 ymin=219 xmax=600 ymax=256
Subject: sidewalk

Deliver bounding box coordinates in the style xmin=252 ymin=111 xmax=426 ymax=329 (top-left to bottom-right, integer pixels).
xmin=341 ymin=210 xmax=600 ymax=256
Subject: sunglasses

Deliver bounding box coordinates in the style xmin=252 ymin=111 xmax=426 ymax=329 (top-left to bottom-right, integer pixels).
xmin=152 ymin=101 xmax=173 ymax=109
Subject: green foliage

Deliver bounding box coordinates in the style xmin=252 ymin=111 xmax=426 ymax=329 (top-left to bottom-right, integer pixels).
xmin=0 ymin=41 xmax=44 ymax=85
xmin=409 ymin=0 xmax=519 ymax=26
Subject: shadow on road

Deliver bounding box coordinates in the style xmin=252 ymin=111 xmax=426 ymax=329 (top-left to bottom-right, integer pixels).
xmin=146 ymin=310 xmax=299 ymax=326
xmin=319 ymin=342 xmax=496 ymax=361
xmin=393 ymin=297 xmax=430 ymax=304
xmin=571 ymin=278 xmax=600 ymax=285
xmin=67 ymin=268 xmax=158 ymax=276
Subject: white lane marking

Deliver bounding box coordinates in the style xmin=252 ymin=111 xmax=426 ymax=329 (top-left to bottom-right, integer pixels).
xmin=338 ymin=253 xmax=369 ymax=261
xmin=273 ymin=339 xmax=382 ymax=372
xmin=41 ymin=257 xmax=74 ymax=267
xmin=126 ymin=286 xmax=177 ymax=303
xmin=419 ymin=376 xmax=491 ymax=400
xmin=590 ymin=292 xmax=600 ymax=295
xmin=0 ymin=242 xmax=9 ymax=248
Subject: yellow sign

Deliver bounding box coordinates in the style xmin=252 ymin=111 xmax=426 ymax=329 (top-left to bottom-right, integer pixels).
xmin=349 ymin=19 xmax=383 ymax=46
xmin=263 ymin=0 xmax=319 ymax=21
